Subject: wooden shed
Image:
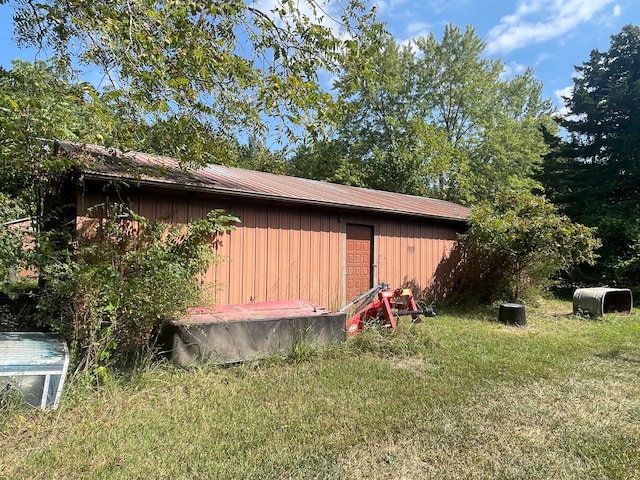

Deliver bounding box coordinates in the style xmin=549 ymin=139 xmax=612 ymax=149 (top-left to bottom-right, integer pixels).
xmin=58 ymin=141 xmax=470 ymax=310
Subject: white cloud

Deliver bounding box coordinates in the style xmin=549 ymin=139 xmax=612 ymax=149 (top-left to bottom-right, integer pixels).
xmin=613 ymin=4 xmax=621 ymax=16
xmin=400 ymin=21 xmax=434 ymax=46
xmin=501 ymin=61 xmax=528 ymax=80
xmin=555 ymin=85 xmax=573 ymax=102
xmin=374 ymin=0 xmax=410 ymax=16
xmin=251 ymin=0 xmax=345 ymax=36
xmin=406 ymin=21 xmax=432 ymax=36
xmin=534 ymin=51 xmax=552 ymax=65
xmin=486 ymin=0 xmax=616 ymax=55
xmin=554 ymin=85 xmax=573 ymax=115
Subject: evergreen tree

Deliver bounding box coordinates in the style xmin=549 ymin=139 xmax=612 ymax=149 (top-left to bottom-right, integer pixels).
xmin=547 ymin=25 xmax=640 ymax=286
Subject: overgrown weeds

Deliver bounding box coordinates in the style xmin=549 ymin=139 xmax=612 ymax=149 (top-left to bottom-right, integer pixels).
xmin=34 ymin=204 xmax=239 ymax=380
xmin=1 ymin=300 xmax=639 ymax=479
xmin=347 ymin=321 xmax=436 ymax=358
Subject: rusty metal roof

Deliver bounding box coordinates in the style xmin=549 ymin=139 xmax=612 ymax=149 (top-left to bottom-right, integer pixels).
xmin=58 ymin=141 xmax=470 ymax=223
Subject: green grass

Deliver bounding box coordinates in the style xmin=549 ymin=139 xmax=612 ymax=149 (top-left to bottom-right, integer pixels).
xmin=1 ymin=299 xmax=639 ymax=479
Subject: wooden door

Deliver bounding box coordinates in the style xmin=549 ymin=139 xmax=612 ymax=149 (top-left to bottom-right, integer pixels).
xmin=346 ymin=224 xmax=373 ymax=302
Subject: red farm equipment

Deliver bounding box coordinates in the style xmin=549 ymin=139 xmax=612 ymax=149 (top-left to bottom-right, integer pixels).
xmin=341 ymin=283 xmax=435 ymax=335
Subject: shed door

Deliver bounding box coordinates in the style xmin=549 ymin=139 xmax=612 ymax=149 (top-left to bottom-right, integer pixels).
xmin=346 ymin=224 xmax=373 ymax=302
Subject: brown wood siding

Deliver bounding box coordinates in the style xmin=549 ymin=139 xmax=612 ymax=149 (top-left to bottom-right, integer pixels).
xmin=339 ymin=213 xmax=458 ymax=300
xmin=195 ymin=203 xmax=345 ymax=308
xmin=76 ymin=184 xmax=461 ymax=308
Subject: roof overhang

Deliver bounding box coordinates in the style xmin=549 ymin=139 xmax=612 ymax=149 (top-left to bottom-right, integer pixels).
xmin=60 ymin=141 xmax=471 ymax=224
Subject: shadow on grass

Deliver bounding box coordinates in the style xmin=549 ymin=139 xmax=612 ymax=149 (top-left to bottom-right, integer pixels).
xmin=595 ymin=349 xmax=640 ymax=365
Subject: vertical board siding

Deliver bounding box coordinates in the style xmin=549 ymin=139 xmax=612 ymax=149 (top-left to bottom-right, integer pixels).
xmin=77 ymin=186 xmax=461 ymax=308
xmin=300 ymin=212 xmax=309 ymax=302
xmin=280 ymin=210 xmax=291 ymax=299
xmin=309 ymin=211 xmax=322 ymax=303
xmin=267 ymin=208 xmax=279 ymax=297
xmin=253 ymin=207 xmax=268 ymax=302
xmin=204 ymin=203 xmax=345 ymax=307
xmin=156 ymin=196 xmax=173 ymax=222
xmin=326 ymin=214 xmax=342 ymax=310
xmin=288 ymin=210 xmax=301 ymax=301
xmin=338 ymin=213 xmax=459 ymax=300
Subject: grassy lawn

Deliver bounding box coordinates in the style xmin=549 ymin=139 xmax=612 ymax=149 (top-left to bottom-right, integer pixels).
xmin=1 ymin=298 xmax=639 ymax=479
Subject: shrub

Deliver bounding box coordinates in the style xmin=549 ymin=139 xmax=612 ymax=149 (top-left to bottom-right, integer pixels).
xmin=36 ymin=203 xmax=238 ymax=380
xmin=0 ymin=193 xmax=28 ymax=289
xmin=431 ymin=191 xmax=600 ymax=304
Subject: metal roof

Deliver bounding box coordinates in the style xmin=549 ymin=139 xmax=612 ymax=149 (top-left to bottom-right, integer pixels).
xmin=58 ymin=141 xmax=470 ymax=223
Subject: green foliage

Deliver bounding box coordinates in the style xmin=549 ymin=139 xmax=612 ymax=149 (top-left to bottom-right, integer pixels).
xmin=128 ymin=114 xmax=248 ymax=167
xmin=294 ymin=25 xmax=554 ymax=204
xmin=0 ymin=59 xmax=243 ymax=185
xmin=442 ymin=191 xmax=600 ymax=303
xmin=0 ymin=193 xmax=28 ymax=286
xmin=543 ymin=25 xmax=640 ymax=288
xmin=8 ymin=0 xmax=381 ymax=158
xmin=0 ymin=226 xmax=24 ymax=287
xmin=290 ymin=30 xmax=450 ymax=195
xmin=286 ymin=139 xmax=364 ymax=186
xmin=233 ymin=135 xmax=287 ymax=174
xmin=561 ymin=25 xmax=640 ymax=170
xmin=413 ymin=26 xmax=554 ymax=204
xmin=0 ymin=60 xmax=99 ymax=212
xmin=36 ymin=203 xmax=239 ymax=379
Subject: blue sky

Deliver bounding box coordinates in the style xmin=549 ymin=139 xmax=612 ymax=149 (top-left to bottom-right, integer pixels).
xmin=0 ymin=0 xmax=638 ymax=113
xmin=371 ymin=0 xmax=639 ymax=112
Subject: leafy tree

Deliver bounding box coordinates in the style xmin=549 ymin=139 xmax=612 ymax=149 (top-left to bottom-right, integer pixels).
xmin=410 ymin=25 xmax=554 ymax=204
xmin=545 ymin=25 xmax=640 ymax=286
xmin=0 ymin=59 xmax=120 ymax=283
xmin=328 ymin=33 xmax=436 ymax=194
xmin=431 ymin=191 xmax=600 ymax=304
xmin=294 ymin=25 xmax=554 ymax=204
xmin=4 ymin=0 xmax=380 ymax=160
xmin=286 ymin=138 xmax=365 ymax=186
xmin=0 ymin=61 xmax=86 ymax=295
xmin=132 ymin=114 xmax=243 ymax=167
xmin=0 ymin=60 xmax=100 ymax=204
xmin=0 ymin=60 xmax=158 ymax=266
xmin=234 ymin=135 xmax=287 ymax=174
xmin=0 ymin=58 xmax=243 ymax=219
xmin=288 ymin=30 xmax=451 ymax=195
xmin=0 ymin=60 xmax=243 ymax=375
